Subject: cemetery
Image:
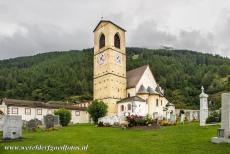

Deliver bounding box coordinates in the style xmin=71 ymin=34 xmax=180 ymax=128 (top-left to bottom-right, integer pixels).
xmin=0 ymin=91 xmax=229 ymax=154
xmin=0 ymin=123 xmax=230 ymax=154
xmin=0 ymin=20 xmax=229 ymax=154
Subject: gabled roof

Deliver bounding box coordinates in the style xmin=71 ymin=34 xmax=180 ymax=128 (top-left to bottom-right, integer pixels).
xmin=93 ymin=20 xmax=126 ymax=32
xmin=127 ymin=65 xmax=148 ymax=88
xmin=1 ymin=99 xmax=87 ymax=111
xmin=117 ymin=96 xmax=145 ymax=104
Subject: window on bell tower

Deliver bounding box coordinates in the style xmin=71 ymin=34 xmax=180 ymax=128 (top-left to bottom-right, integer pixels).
xmin=114 ymin=33 xmax=120 ymax=49
xmin=99 ymin=33 xmax=105 ymax=49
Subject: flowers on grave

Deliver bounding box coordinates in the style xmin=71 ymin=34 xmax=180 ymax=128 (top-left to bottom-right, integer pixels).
xmin=126 ymin=115 xmax=155 ymax=127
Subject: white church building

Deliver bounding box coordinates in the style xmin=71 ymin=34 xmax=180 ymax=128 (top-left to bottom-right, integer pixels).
xmin=117 ymin=65 xmax=175 ymax=120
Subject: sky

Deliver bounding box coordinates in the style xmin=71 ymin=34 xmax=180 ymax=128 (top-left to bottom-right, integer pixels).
xmin=0 ymin=0 xmax=230 ymax=59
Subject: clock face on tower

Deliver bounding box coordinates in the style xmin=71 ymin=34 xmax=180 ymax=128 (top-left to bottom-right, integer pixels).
xmin=114 ymin=52 xmax=121 ymax=64
xmin=97 ymin=52 xmax=106 ymax=65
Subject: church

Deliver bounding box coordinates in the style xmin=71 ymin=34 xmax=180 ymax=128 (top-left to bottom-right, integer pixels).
xmin=0 ymin=20 xmax=175 ymax=124
xmin=93 ymin=20 xmax=175 ymax=120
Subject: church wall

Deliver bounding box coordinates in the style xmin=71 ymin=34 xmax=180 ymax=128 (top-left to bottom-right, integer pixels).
xmin=117 ymin=101 xmax=147 ymax=116
xmin=147 ymin=95 xmax=166 ymax=119
xmin=135 ymin=67 xmax=157 ymax=94
xmin=103 ymin=98 xmax=119 ymax=116
xmin=94 ymin=74 xmax=126 ymax=99
xmin=127 ymin=88 xmax=136 ymax=97
xmin=137 ymin=93 xmax=149 ymax=101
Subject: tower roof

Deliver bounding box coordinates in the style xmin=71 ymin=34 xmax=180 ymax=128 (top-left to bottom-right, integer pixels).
xmin=93 ymin=20 xmax=126 ymax=32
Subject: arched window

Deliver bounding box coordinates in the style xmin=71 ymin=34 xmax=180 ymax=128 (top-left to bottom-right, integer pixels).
xmin=99 ymin=33 xmax=105 ymax=49
xmin=128 ymin=104 xmax=131 ymax=110
xmin=121 ymin=105 xmax=124 ymax=111
xmin=114 ymin=33 xmax=120 ymax=49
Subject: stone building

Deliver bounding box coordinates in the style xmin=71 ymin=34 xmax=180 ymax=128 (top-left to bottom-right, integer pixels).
xmin=0 ymin=98 xmax=89 ymax=124
xmin=93 ymin=20 xmax=175 ymax=119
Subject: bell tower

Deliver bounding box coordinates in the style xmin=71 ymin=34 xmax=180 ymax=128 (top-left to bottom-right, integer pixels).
xmin=93 ymin=20 xmax=126 ymax=116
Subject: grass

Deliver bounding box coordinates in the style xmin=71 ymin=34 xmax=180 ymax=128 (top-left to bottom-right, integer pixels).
xmin=0 ymin=123 xmax=230 ymax=154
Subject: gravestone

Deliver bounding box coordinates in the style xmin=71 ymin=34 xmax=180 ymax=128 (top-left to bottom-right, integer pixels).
xmin=53 ymin=115 xmax=60 ymax=126
xmin=3 ymin=115 xmax=22 ymax=140
xmin=180 ymin=114 xmax=185 ymax=124
xmin=34 ymin=118 xmax=42 ymax=126
xmin=27 ymin=119 xmax=37 ymax=132
xmin=43 ymin=114 xmax=54 ymax=129
xmin=200 ymin=86 xmax=209 ymax=126
xmin=212 ymin=93 xmax=230 ymax=143
xmin=189 ymin=111 xmax=193 ymax=121
xmin=170 ymin=115 xmax=176 ymax=123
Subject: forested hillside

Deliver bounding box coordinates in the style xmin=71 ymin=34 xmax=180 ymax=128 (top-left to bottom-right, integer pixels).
xmin=0 ymin=48 xmax=229 ymax=109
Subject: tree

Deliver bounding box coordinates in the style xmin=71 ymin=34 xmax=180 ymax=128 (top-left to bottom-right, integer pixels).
xmin=54 ymin=108 xmax=71 ymax=126
xmin=87 ymin=100 xmax=108 ymax=123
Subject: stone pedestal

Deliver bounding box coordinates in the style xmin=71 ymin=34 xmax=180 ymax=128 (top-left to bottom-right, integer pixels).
xmin=199 ymin=86 xmax=208 ymax=126
xmin=211 ymin=92 xmax=230 ymax=144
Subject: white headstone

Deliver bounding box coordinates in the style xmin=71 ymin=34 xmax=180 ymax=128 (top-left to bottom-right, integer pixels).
xmin=199 ymin=86 xmax=208 ymax=126
xmin=189 ymin=111 xmax=193 ymax=121
xmin=221 ymin=93 xmax=230 ymax=138
xmin=180 ymin=114 xmax=185 ymax=124
xmin=211 ymin=92 xmax=230 ymax=143
xmin=3 ymin=115 xmax=22 ymax=140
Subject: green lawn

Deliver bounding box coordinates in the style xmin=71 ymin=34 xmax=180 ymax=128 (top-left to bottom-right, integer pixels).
xmin=0 ymin=123 xmax=230 ymax=154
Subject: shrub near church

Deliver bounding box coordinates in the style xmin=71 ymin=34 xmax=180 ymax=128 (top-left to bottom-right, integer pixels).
xmin=54 ymin=108 xmax=71 ymax=126
xmin=87 ymin=100 xmax=108 ymax=123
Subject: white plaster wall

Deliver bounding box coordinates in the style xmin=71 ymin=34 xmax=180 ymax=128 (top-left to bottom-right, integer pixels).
xmin=147 ymin=95 xmax=167 ymax=119
xmin=117 ymin=101 xmax=147 ymax=116
xmin=71 ymin=110 xmax=89 ymax=123
xmin=6 ymin=106 xmax=89 ymax=124
xmin=135 ymin=66 xmax=157 ymax=94
xmin=126 ymin=88 xmax=136 ymax=97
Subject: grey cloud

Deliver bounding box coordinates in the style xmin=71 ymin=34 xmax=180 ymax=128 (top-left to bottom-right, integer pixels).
xmin=0 ymin=0 xmax=230 ymax=59
xmin=175 ymin=30 xmax=215 ymax=54
xmin=0 ymin=23 xmax=91 ymax=59
xmin=128 ymin=20 xmax=177 ymax=48
xmin=129 ymin=20 xmax=216 ymax=55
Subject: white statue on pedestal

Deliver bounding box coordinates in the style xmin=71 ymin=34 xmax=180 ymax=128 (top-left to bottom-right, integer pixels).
xmin=199 ymin=86 xmax=208 ymax=126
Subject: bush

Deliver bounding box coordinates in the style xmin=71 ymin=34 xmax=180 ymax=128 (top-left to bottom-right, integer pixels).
xmin=126 ymin=115 xmax=155 ymax=127
xmin=54 ymin=108 xmax=71 ymax=126
xmin=87 ymin=100 xmax=108 ymax=123
xmin=206 ymin=111 xmax=221 ymax=124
